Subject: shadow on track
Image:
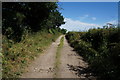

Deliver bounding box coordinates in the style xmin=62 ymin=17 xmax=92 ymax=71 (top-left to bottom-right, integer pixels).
xmin=67 ymin=64 xmax=97 ymax=80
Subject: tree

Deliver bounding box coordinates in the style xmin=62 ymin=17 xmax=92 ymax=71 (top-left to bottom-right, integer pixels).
xmin=2 ymin=2 xmax=65 ymax=42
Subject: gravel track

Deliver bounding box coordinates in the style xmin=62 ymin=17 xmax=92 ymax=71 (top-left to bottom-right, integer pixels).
xmin=21 ymin=35 xmax=96 ymax=79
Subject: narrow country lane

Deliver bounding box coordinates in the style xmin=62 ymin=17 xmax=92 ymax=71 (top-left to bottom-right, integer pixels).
xmin=21 ymin=35 xmax=63 ymax=78
xmin=57 ymin=37 xmax=96 ymax=79
xmin=21 ymin=35 xmax=96 ymax=79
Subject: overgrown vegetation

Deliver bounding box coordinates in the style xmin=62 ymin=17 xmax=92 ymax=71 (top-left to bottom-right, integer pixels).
xmin=2 ymin=2 xmax=66 ymax=78
xmin=2 ymin=29 xmax=61 ymax=78
xmin=2 ymin=2 xmax=66 ymax=42
xmin=66 ymin=28 xmax=120 ymax=80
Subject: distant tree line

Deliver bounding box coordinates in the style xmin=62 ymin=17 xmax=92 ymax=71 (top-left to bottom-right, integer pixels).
xmin=2 ymin=2 xmax=65 ymax=42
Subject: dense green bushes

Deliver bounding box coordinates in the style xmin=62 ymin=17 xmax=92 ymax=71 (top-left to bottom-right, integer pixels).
xmin=66 ymin=28 xmax=120 ymax=80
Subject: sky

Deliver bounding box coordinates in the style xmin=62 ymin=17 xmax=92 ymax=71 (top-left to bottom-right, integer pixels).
xmin=59 ymin=2 xmax=118 ymax=31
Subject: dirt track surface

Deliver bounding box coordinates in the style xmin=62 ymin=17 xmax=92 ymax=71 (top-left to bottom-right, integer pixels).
xmin=21 ymin=35 xmax=96 ymax=79
xmin=21 ymin=35 xmax=63 ymax=78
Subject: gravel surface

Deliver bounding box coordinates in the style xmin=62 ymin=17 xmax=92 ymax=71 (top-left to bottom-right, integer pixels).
xmin=21 ymin=35 xmax=96 ymax=79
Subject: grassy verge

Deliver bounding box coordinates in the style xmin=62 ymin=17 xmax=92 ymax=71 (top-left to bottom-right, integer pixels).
xmin=2 ymin=30 xmax=61 ymax=78
xmin=54 ymin=36 xmax=64 ymax=78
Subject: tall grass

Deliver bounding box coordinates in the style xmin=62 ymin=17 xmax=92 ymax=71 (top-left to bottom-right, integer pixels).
xmin=2 ymin=30 xmax=61 ymax=78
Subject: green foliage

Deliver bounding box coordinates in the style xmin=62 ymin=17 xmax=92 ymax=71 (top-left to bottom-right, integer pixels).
xmin=2 ymin=30 xmax=61 ymax=78
xmin=49 ymin=29 xmax=54 ymax=34
xmin=2 ymin=2 xmax=66 ymax=78
xmin=2 ymin=2 xmax=65 ymax=42
xmin=66 ymin=28 xmax=120 ymax=80
xmin=66 ymin=32 xmax=85 ymax=44
xmin=60 ymin=29 xmax=67 ymax=34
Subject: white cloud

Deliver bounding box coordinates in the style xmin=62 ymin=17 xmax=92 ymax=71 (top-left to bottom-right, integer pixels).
xmin=60 ymin=18 xmax=101 ymax=31
xmin=107 ymin=20 xmax=118 ymax=25
xmin=84 ymin=15 xmax=89 ymax=17
xmin=92 ymin=17 xmax=96 ymax=20
xmin=79 ymin=14 xmax=89 ymax=21
xmin=104 ymin=20 xmax=118 ymax=26
xmin=80 ymin=15 xmax=97 ymax=21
